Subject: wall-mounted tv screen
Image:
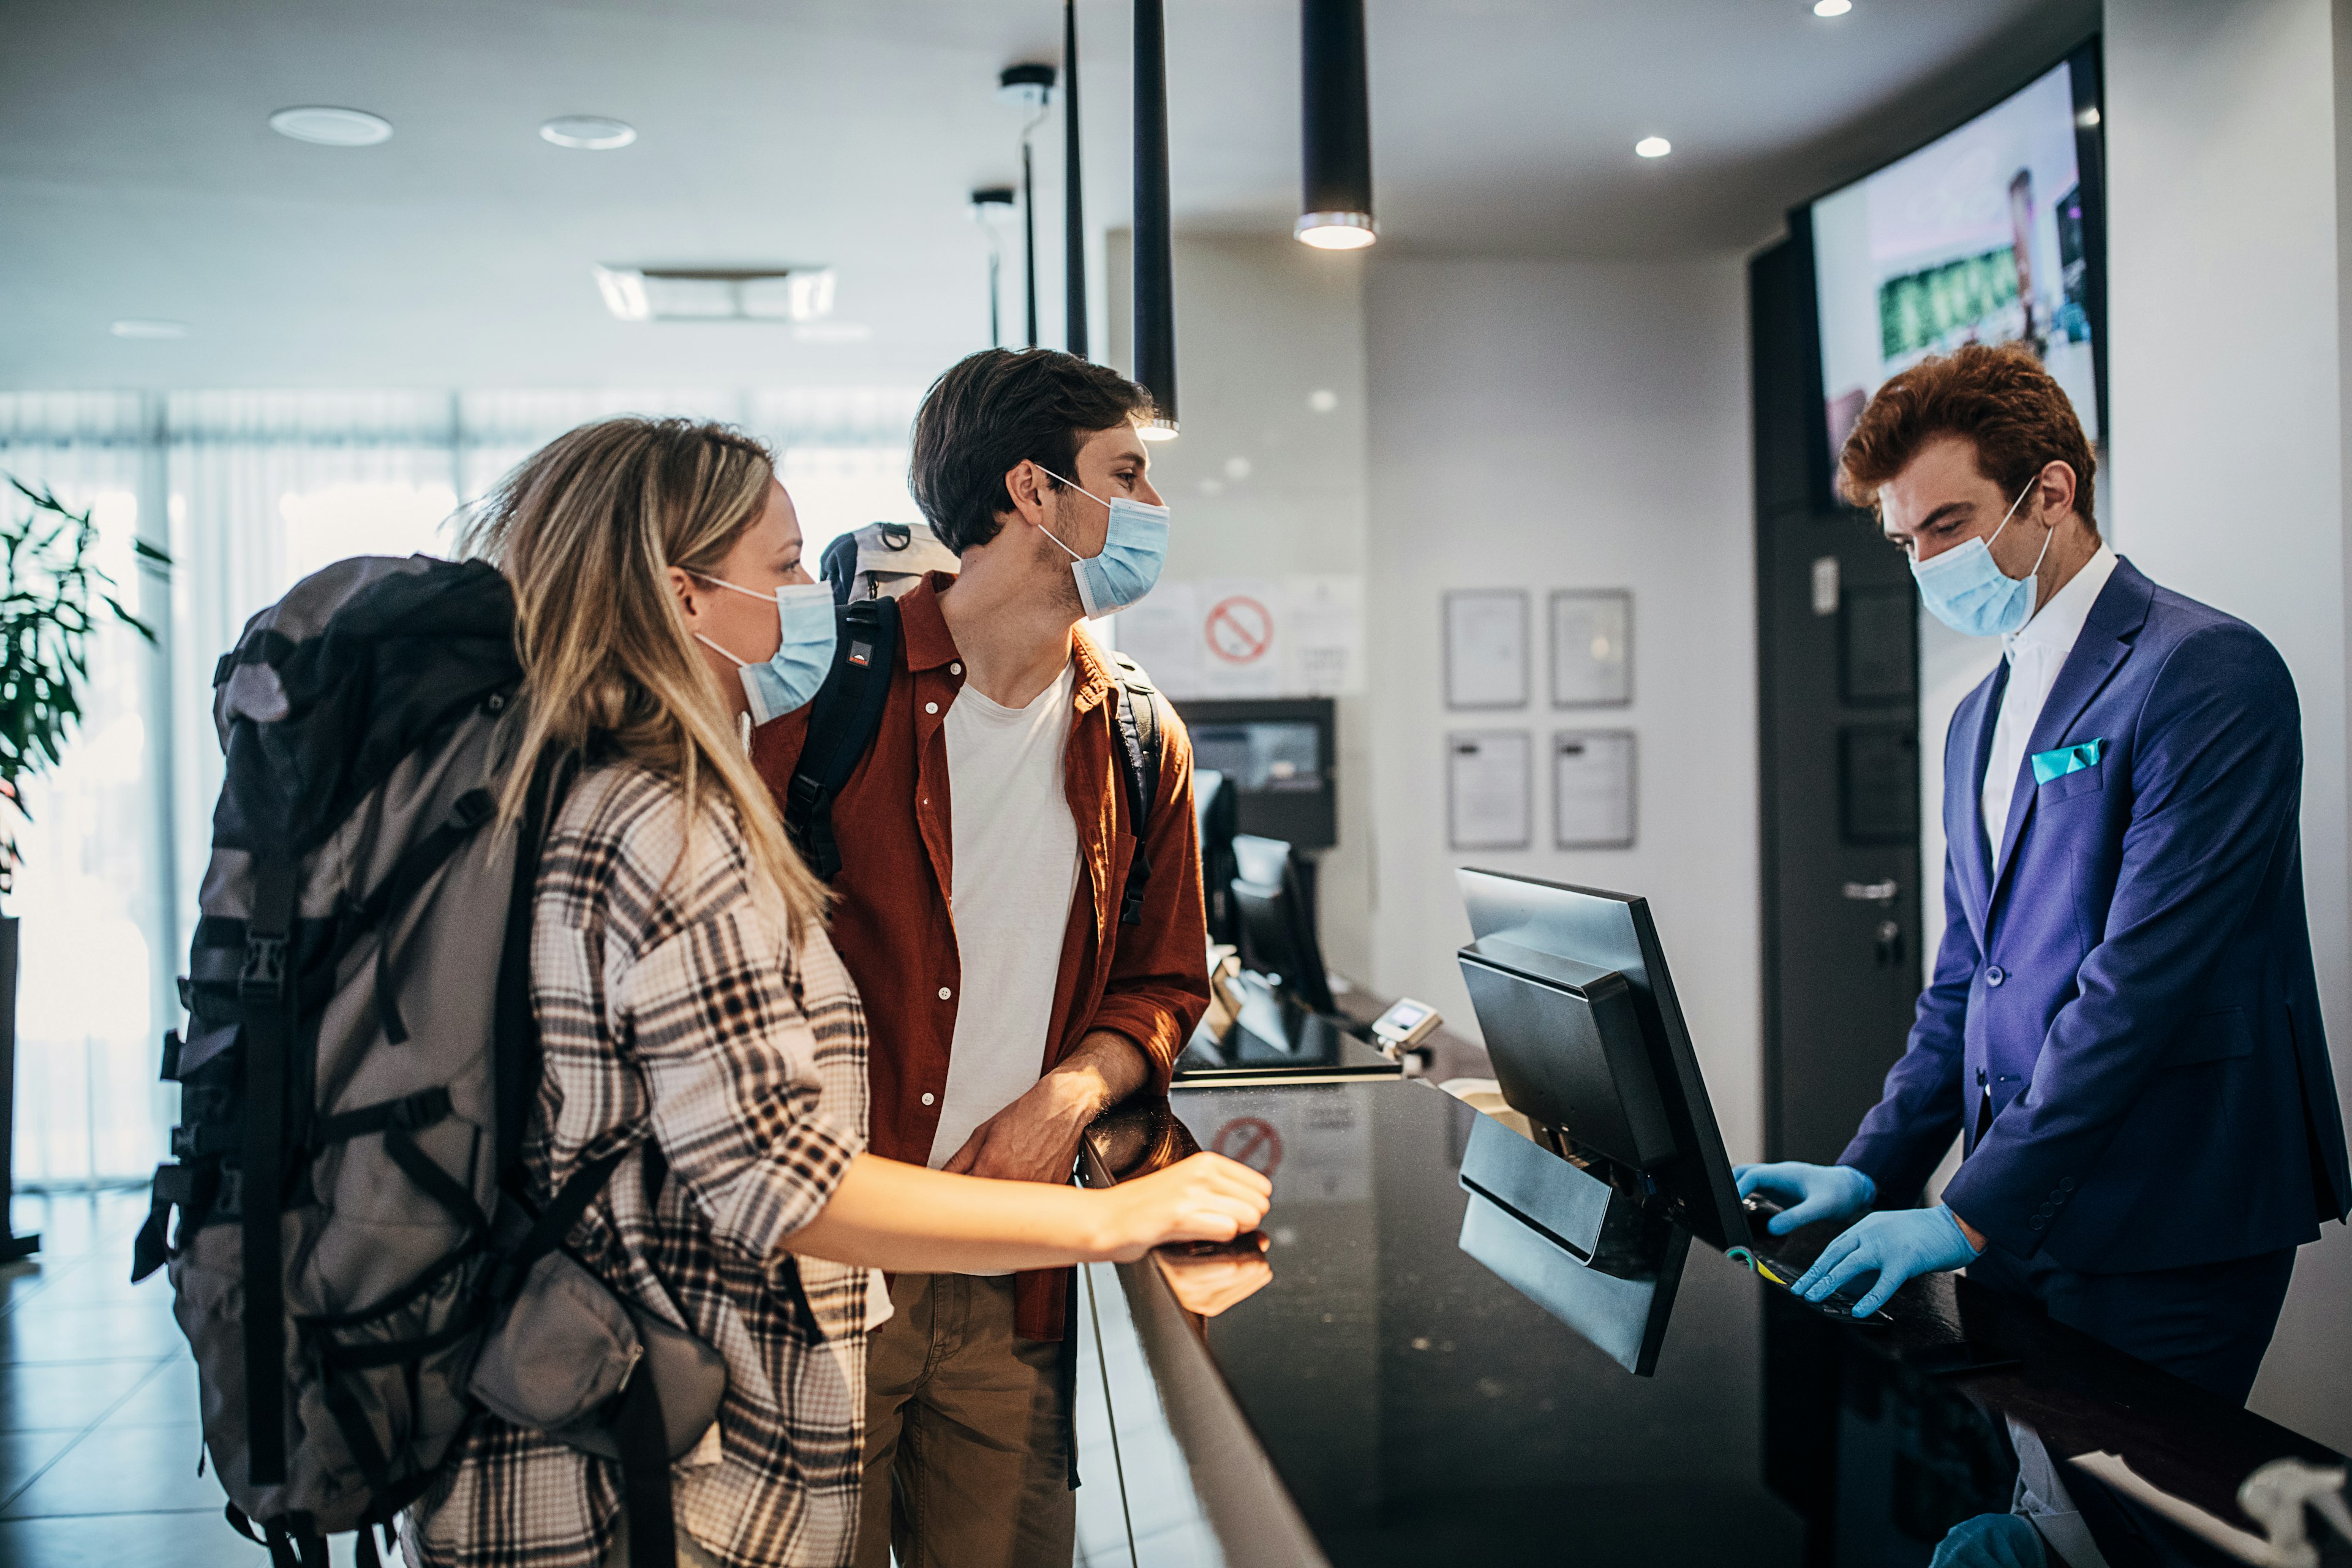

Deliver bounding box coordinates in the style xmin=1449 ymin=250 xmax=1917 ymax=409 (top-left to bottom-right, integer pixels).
xmin=1810 ymin=43 xmax=2107 ymax=488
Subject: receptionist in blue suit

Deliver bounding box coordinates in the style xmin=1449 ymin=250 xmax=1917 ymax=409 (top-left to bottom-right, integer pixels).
xmin=1737 ymin=345 xmax=2351 ymax=1403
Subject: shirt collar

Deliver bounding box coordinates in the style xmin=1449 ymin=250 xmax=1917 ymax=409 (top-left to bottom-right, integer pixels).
xmin=902 ymin=570 xmax=1115 ymax=712
xmin=2006 ymin=541 xmax=2117 ymax=660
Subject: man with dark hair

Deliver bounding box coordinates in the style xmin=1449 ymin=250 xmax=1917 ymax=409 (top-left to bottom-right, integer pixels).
xmin=1737 ymin=344 xmax=2349 ymax=1404
xmin=753 ymin=347 xmax=1205 ymax=1568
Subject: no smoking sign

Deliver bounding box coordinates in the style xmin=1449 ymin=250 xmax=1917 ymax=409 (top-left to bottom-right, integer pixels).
xmin=1204 ymin=595 xmax=1274 ymax=665
xmin=1210 ymin=1116 xmax=1283 ymax=1178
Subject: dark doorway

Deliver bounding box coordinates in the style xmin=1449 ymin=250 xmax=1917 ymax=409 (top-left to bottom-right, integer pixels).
xmin=1751 ymin=234 xmax=1926 ymax=1170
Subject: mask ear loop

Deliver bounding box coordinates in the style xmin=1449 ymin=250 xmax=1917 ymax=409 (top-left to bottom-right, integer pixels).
xmin=1028 ymin=463 xmax=1099 ymax=562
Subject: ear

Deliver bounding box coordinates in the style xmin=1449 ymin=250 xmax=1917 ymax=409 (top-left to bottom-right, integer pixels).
xmin=667 ymin=565 xmax=706 ymax=628
xmin=1000 ymin=460 xmax=1052 ymax=530
xmin=2037 ymin=461 xmax=2078 ymax=519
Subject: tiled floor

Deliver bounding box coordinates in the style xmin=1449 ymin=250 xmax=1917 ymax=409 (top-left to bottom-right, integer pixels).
xmin=0 ymin=1194 xmax=1187 ymax=1567
xmin=0 ymin=1187 xmax=270 ymax=1567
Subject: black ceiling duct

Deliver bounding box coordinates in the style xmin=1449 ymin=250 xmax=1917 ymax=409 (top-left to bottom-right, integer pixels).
xmin=1133 ymin=0 xmax=1178 ymax=437
xmin=1297 ymin=0 xmax=1376 ymax=250
xmin=1064 ymin=0 xmax=1088 ymax=358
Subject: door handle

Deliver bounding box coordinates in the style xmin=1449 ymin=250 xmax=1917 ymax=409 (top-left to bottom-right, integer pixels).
xmin=1842 ymin=879 xmax=1899 ymax=905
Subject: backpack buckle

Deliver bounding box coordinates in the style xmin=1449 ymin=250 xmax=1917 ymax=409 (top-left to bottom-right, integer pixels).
xmin=238 ymin=935 xmax=287 ymax=1000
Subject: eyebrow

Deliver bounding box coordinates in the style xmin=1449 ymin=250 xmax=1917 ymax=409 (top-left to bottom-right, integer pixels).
xmin=1902 ymin=500 xmax=1974 ymax=535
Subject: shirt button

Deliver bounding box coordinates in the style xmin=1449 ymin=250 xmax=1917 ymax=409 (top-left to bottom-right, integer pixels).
xmin=950 ymin=662 xmax=962 ymax=676
xmin=921 ymin=1092 xmax=935 ymax=1106
xmin=1986 ymin=966 xmax=2007 ymax=987
xmin=925 ymin=701 xmax=939 ymax=715
xmin=938 ymin=987 xmax=952 ymax=1001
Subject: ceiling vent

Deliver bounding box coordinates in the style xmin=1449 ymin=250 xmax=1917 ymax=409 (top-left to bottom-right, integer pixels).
xmin=592 ymin=266 xmax=837 ymax=324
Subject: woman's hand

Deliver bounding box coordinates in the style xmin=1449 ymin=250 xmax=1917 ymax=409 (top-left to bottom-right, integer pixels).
xmin=1095 ymin=1153 xmax=1272 ymax=1262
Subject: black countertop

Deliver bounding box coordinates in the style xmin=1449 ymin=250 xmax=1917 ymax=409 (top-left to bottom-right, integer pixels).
xmin=1084 ymin=1076 xmax=2351 ymax=1568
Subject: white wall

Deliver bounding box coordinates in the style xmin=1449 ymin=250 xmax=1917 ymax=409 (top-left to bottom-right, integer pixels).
xmin=2106 ymin=0 xmax=2352 ymax=1453
xmin=1360 ymin=258 xmax=1763 ymax=1161
xmin=1107 ymin=233 xmax=1378 ymax=981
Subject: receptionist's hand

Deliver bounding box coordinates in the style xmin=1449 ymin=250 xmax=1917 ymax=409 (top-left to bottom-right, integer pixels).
xmin=1793 ymin=1204 xmax=1982 ymax=1319
xmin=1733 ymin=1161 xmax=1877 ymax=1235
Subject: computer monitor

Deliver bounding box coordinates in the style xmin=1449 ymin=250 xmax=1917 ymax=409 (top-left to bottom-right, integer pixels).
xmin=1455 ymin=869 xmax=1752 ymax=1254
xmin=1232 ymin=834 xmax=1336 ymax=1016
xmin=1193 ymin=768 xmax=1242 ymax=950
xmin=1177 ymin=698 xmax=1336 ymax=850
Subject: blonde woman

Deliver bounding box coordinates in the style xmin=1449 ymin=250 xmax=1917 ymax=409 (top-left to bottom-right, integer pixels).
xmin=407 ymin=418 xmax=1268 ymax=1568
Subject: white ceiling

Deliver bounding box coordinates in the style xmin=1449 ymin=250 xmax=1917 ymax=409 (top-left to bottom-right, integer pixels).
xmin=0 ymin=0 xmax=2098 ymax=391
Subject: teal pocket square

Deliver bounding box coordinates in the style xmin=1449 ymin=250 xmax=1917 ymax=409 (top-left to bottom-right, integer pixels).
xmin=2032 ymin=739 xmax=2106 ymax=785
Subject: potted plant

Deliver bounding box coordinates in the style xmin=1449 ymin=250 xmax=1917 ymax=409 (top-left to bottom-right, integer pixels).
xmin=0 ymin=477 xmax=169 ymax=1261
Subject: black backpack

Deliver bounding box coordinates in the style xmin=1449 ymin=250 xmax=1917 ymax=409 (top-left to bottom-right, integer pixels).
xmin=142 ymin=557 xmax=728 ymax=1568
xmin=780 ymin=596 xmax=1167 ymax=923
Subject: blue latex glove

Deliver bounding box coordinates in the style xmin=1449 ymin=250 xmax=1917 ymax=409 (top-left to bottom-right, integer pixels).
xmin=1795 ymin=1204 xmax=1983 ymax=1317
xmin=1732 ymin=1161 xmax=1877 ymax=1235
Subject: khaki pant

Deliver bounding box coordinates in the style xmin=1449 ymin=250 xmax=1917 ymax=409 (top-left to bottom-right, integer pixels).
xmin=857 ymin=1273 xmax=1073 ymax=1568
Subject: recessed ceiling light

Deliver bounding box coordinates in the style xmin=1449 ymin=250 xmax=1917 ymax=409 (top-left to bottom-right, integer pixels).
xmin=1635 ymin=136 xmax=1673 ymax=159
xmin=110 ymin=319 xmax=186 ymax=339
xmin=541 ymin=116 xmax=636 ymax=150
xmin=1813 ymin=0 xmax=1853 ymax=17
xmin=268 ymin=106 xmax=393 ymax=146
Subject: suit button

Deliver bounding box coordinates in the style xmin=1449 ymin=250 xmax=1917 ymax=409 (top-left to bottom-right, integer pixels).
xmin=938 ymin=987 xmax=952 ymax=1001
xmin=2060 ymin=1177 xmax=2076 ymax=1193
xmin=2029 ymin=1216 xmax=2046 ymax=1231
xmin=925 ymin=702 xmax=940 ymax=715
xmin=2037 ymin=1203 xmax=2055 ymax=1218
xmin=1986 ymin=966 xmax=2007 ymax=987
xmin=921 ymin=1092 xmax=935 ymax=1106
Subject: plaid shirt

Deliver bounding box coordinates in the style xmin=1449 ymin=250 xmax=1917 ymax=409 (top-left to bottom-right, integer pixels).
xmin=405 ymin=763 xmax=873 ymax=1568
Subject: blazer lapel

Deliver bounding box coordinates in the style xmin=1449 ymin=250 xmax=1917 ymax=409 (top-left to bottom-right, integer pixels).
xmin=1955 ymin=664 xmax=2005 ymax=934
xmin=1985 ymin=559 xmax=2156 ymax=906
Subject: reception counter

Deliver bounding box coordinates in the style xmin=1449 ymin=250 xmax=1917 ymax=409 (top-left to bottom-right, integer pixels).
xmin=1078 ymin=1074 xmax=2352 ymax=1568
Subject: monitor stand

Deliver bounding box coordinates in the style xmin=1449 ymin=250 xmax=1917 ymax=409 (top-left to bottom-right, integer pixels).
xmin=1174 ymin=971 xmax=1403 ymax=1086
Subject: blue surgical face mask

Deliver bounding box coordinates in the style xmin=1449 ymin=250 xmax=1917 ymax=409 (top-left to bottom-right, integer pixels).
xmin=1034 ymin=467 xmax=1170 ymax=617
xmin=693 ymin=576 xmax=837 ymax=724
xmin=1909 ymin=479 xmax=2053 ymax=638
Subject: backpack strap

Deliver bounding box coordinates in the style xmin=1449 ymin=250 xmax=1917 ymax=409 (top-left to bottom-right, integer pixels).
xmin=1107 ymin=655 xmax=1167 ymax=928
xmin=783 ymin=598 xmax=900 ymax=882
xmin=239 ymin=850 xmax=299 ymax=1488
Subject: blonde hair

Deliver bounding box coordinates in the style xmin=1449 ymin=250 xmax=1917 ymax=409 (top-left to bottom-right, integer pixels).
xmin=462 ymin=417 xmax=829 ymax=935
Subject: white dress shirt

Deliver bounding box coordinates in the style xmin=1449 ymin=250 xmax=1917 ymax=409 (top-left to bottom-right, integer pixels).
xmin=1980 ymin=543 xmax=2117 ymax=856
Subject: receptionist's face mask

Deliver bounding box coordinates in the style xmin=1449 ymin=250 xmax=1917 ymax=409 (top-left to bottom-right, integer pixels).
xmin=1033 ymin=466 xmax=1170 ymax=618
xmin=1909 ymin=478 xmax=2052 ymax=638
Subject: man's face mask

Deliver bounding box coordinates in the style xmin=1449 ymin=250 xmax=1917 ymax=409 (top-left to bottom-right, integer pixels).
xmin=1033 ymin=466 xmax=1170 ymax=618
xmin=1909 ymin=478 xmax=2052 ymax=638
xmin=692 ymin=576 xmax=837 ymax=724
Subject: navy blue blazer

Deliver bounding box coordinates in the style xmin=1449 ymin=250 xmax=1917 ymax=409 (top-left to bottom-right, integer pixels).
xmin=1842 ymin=557 xmax=2351 ymax=1271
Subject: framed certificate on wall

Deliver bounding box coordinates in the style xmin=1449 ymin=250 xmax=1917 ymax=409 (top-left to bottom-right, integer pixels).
xmin=1444 ymin=589 xmax=1529 ymax=709
xmin=1447 ymin=730 xmax=1532 ymax=850
xmin=1554 ymin=729 xmax=1636 ymax=848
xmin=1551 ymin=589 xmax=1632 ymax=707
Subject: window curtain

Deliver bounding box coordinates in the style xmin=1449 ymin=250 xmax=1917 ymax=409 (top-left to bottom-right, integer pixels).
xmin=0 ymin=388 xmax=918 ymax=1186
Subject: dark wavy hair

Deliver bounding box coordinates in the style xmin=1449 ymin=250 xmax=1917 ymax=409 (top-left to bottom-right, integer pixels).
xmin=908 ymin=349 xmax=1153 ymax=554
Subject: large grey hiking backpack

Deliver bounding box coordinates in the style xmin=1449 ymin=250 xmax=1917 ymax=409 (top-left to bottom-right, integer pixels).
xmin=135 ymin=556 xmax=718 ymax=1568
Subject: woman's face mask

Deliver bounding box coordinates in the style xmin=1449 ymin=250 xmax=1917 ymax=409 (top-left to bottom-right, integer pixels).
xmin=1033 ymin=466 xmax=1170 ymax=618
xmin=693 ymin=576 xmax=837 ymax=723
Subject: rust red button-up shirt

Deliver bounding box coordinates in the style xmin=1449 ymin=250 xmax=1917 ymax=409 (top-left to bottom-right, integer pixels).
xmin=752 ymin=573 xmax=1208 ymax=1339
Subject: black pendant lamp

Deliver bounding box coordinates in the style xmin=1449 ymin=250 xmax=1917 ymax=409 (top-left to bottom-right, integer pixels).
xmin=1064 ymin=0 xmax=1088 ymax=358
xmin=1133 ymin=0 xmax=1178 ymax=436
xmin=1297 ymin=0 xmax=1375 ymax=249
xmin=999 ymin=62 xmax=1056 ymax=347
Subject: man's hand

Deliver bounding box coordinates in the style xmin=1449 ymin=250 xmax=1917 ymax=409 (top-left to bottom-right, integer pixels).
xmin=1733 ymin=1161 xmax=1877 ymax=1235
xmin=941 ymin=1030 xmax=1150 ymax=1184
xmin=1793 ymin=1204 xmax=1983 ymax=1318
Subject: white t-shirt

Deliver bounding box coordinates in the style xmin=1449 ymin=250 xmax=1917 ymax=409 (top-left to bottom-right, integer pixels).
xmin=925 ymin=661 xmax=1082 ymax=1174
